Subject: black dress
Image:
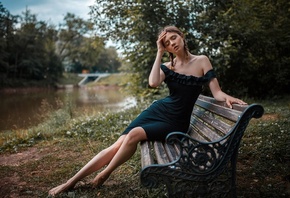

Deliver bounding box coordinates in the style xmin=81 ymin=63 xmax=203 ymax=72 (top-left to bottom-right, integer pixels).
xmin=121 ymin=64 xmax=216 ymax=141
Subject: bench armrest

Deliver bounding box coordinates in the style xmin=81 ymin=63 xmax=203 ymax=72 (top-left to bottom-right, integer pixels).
xmin=166 ymin=132 xmax=222 ymax=175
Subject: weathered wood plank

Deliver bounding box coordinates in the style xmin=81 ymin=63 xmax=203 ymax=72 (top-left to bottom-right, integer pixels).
xmin=191 ymin=116 xmax=222 ymax=142
xmin=164 ymin=143 xmax=178 ymax=162
xmin=198 ymin=95 xmax=248 ymax=112
xmin=140 ymin=141 xmax=154 ymax=168
xmin=154 ymin=141 xmax=170 ymax=164
xmin=188 ymin=126 xmax=208 ymax=141
xmin=195 ymin=99 xmax=241 ymax=122
xmin=192 ymin=109 xmax=233 ymax=135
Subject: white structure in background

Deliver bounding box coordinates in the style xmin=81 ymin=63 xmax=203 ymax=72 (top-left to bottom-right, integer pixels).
xmin=78 ymin=73 xmax=110 ymax=86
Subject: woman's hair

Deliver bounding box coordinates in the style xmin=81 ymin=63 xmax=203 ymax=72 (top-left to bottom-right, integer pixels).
xmin=158 ymin=26 xmax=189 ymax=69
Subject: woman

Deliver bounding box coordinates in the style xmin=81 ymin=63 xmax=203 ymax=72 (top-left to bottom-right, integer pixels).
xmin=48 ymin=26 xmax=246 ymax=196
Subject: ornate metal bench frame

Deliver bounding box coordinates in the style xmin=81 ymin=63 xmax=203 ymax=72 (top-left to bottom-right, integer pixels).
xmin=140 ymin=95 xmax=264 ymax=198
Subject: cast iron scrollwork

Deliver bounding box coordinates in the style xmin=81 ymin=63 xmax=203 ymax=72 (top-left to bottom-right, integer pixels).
xmin=166 ymin=133 xmax=228 ymax=176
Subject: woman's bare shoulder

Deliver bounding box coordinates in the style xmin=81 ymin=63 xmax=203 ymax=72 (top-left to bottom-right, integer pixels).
xmin=162 ymin=62 xmax=171 ymax=68
xmin=194 ymin=55 xmax=211 ymax=65
xmin=195 ymin=55 xmax=209 ymax=61
xmin=194 ymin=55 xmax=213 ymax=73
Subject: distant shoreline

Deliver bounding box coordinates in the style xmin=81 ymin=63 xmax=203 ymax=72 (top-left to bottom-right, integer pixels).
xmin=0 ymin=84 xmax=120 ymax=94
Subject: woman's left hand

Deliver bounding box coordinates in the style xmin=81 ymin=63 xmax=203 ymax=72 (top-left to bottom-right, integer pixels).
xmin=225 ymin=96 xmax=247 ymax=108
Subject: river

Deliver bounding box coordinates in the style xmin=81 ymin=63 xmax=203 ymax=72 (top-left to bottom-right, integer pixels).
xmin=0 ymin=87 xmax=136 ymax=131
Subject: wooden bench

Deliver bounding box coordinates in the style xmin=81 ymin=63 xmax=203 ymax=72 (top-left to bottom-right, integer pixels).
xmin=140 ymin=94 xmax=264 ymax=198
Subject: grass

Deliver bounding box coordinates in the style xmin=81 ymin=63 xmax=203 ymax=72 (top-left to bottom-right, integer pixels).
xmin=86 ymin=73 xmax=130 ymax=87
xmin=0 ymin=95 xmax=289 ymax=197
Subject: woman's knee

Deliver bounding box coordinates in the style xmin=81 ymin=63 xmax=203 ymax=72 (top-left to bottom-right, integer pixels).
xmin=124 ymin=127 xmax=147 ymax=145
xmin=107 ymin=135 xmax=126 ymax=153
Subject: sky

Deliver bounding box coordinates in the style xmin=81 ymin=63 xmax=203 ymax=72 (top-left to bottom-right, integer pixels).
xmin=1 ymin=0 xmax=118 ymax=48
xmin=1 ymin=0 xmax=95 ymax=25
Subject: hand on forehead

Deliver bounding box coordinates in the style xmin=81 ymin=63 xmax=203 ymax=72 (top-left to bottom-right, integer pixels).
xmin=162 ymin=32 xmax=177 ymax=43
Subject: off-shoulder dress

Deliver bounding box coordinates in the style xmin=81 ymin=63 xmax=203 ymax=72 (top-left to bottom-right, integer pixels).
xmin=121 ymin=64 xmax=216 ymax=141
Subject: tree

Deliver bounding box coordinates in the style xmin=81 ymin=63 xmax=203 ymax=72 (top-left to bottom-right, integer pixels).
xmin=14 ymin=9 xmax=62 ymax=81
xmin=57 ymin=13 xmax=105 ymax=73
xmin=0 ymin=5 xmax=63 ymax=87
xmin=0 ymin=4 xmax=120 ymax=88
xmin=92 ymin=46 xmax=121 ymax=73
xmin=90 ymin=0 xmax=290 ymax=98
xmin=195 ymin=0 xmax=290 ymax=97
xmin=90 ymin=0 xmax=200 ymax=96
xmin=0 ymin=3 xmax=17 ymax=83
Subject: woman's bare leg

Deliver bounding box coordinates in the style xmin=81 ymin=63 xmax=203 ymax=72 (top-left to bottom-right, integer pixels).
xmin=92 ymin=127 xmax=147 ymax=186
xmin=48 ymin=135 xmax=126 ymax=196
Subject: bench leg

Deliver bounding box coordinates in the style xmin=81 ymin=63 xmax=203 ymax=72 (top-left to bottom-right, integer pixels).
xmin=141 ymin=167 xmax=236 ymax=197
xmin=230 ymin=148 xmax=239 ymax=198
xmin=163 ymin=178 xmax=235 ymax=198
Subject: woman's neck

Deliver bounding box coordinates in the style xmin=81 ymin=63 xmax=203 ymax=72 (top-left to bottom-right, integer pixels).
xmin=174 ymin=53 xmax=193 ymax=67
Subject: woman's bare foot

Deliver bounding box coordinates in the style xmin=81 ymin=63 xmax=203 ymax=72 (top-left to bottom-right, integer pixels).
xmin=91 ymin=171 xmax=110 ymax=188
xmin=48 ymin=182 xmax=74 ymax=196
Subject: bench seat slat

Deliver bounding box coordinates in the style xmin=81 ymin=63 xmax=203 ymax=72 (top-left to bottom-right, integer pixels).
xmin=154 ymin=141 xmax=170 ymax=164
xmin=140 ymin=141 xmax=154 ymax=168
xmin=164 ymin=143 xmax=179 ymax=162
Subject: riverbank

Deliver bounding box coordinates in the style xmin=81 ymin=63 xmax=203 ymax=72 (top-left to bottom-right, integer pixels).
xmin=0 ymin=72 xmax=128 ymax=92
xmin=0 ymin=72 xmax=130 ymax=131
xmin=0 ymin=95 xmax=289 ymax=197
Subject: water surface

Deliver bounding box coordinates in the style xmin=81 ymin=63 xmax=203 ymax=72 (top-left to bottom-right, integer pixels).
xmin=0 ymin=87 xmax=135 ymax=131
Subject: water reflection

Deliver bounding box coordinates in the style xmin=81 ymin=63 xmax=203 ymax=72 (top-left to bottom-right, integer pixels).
xmin=0 ymin=87 xmax=135 ymax=131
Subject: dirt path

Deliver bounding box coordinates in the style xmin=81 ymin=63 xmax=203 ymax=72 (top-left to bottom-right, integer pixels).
xmin=0 ymin=147 xmax=50 ymax=167
xmin=0 ymin=145 xmax=57 ymax=197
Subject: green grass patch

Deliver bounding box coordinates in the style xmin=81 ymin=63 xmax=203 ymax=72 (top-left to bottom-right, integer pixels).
xmin=86 ymin=73 xmax=130 ymax=87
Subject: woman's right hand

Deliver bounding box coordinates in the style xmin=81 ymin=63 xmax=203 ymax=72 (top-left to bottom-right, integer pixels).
xmin=157 ymin=31 xmax=167 ymax=53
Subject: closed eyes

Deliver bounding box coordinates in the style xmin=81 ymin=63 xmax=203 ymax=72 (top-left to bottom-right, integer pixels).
xmin=164 ymin=35 xmax=177 ymax=46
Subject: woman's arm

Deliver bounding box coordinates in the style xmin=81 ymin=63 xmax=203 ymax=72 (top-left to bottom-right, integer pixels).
xmin=149 ymin=31 xmax=167 ymax=88
xmin=208 ymin=78 xmax=247 ymax=108
xmin=200 ymin=55 xmax=247 ymax=108
xmin=148 ymin=51 xmax=165 ymax=88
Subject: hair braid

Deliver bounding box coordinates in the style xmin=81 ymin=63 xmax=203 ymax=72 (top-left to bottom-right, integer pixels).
xmin=169 ymin=52 xmax=174 ymax=69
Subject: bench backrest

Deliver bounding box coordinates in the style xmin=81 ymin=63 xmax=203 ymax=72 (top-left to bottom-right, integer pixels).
xmin=189 ymin=95 xmax=246 ymax=142
xmin=165 ymin=95 xmax=264 ymax=176
xmin=188 ymin=95 xmax=263 ymax=142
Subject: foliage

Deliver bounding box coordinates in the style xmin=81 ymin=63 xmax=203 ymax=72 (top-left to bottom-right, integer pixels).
xmin=0 ymin=3 xmax=122 ymax=88
xmin=90 ymin=0 xmax=198 ymax=95
xmin=91 ymin=46 xmax=122 ymax=73
xmin=90 ymin=0 xmax=290 ymax=99
xmin=196 ymin=0 xmax=290 ymax=98
xmin=0 ymin=5 xmax=63 ymax=87
xmin=57 ymin=13 xmax=103 ymax=73
xmin=57 ymin=14 xmax=122 ymax=73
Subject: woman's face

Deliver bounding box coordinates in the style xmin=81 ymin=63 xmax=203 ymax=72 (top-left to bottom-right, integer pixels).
xmin=162 ymin=32 xmax=184 ymax=53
